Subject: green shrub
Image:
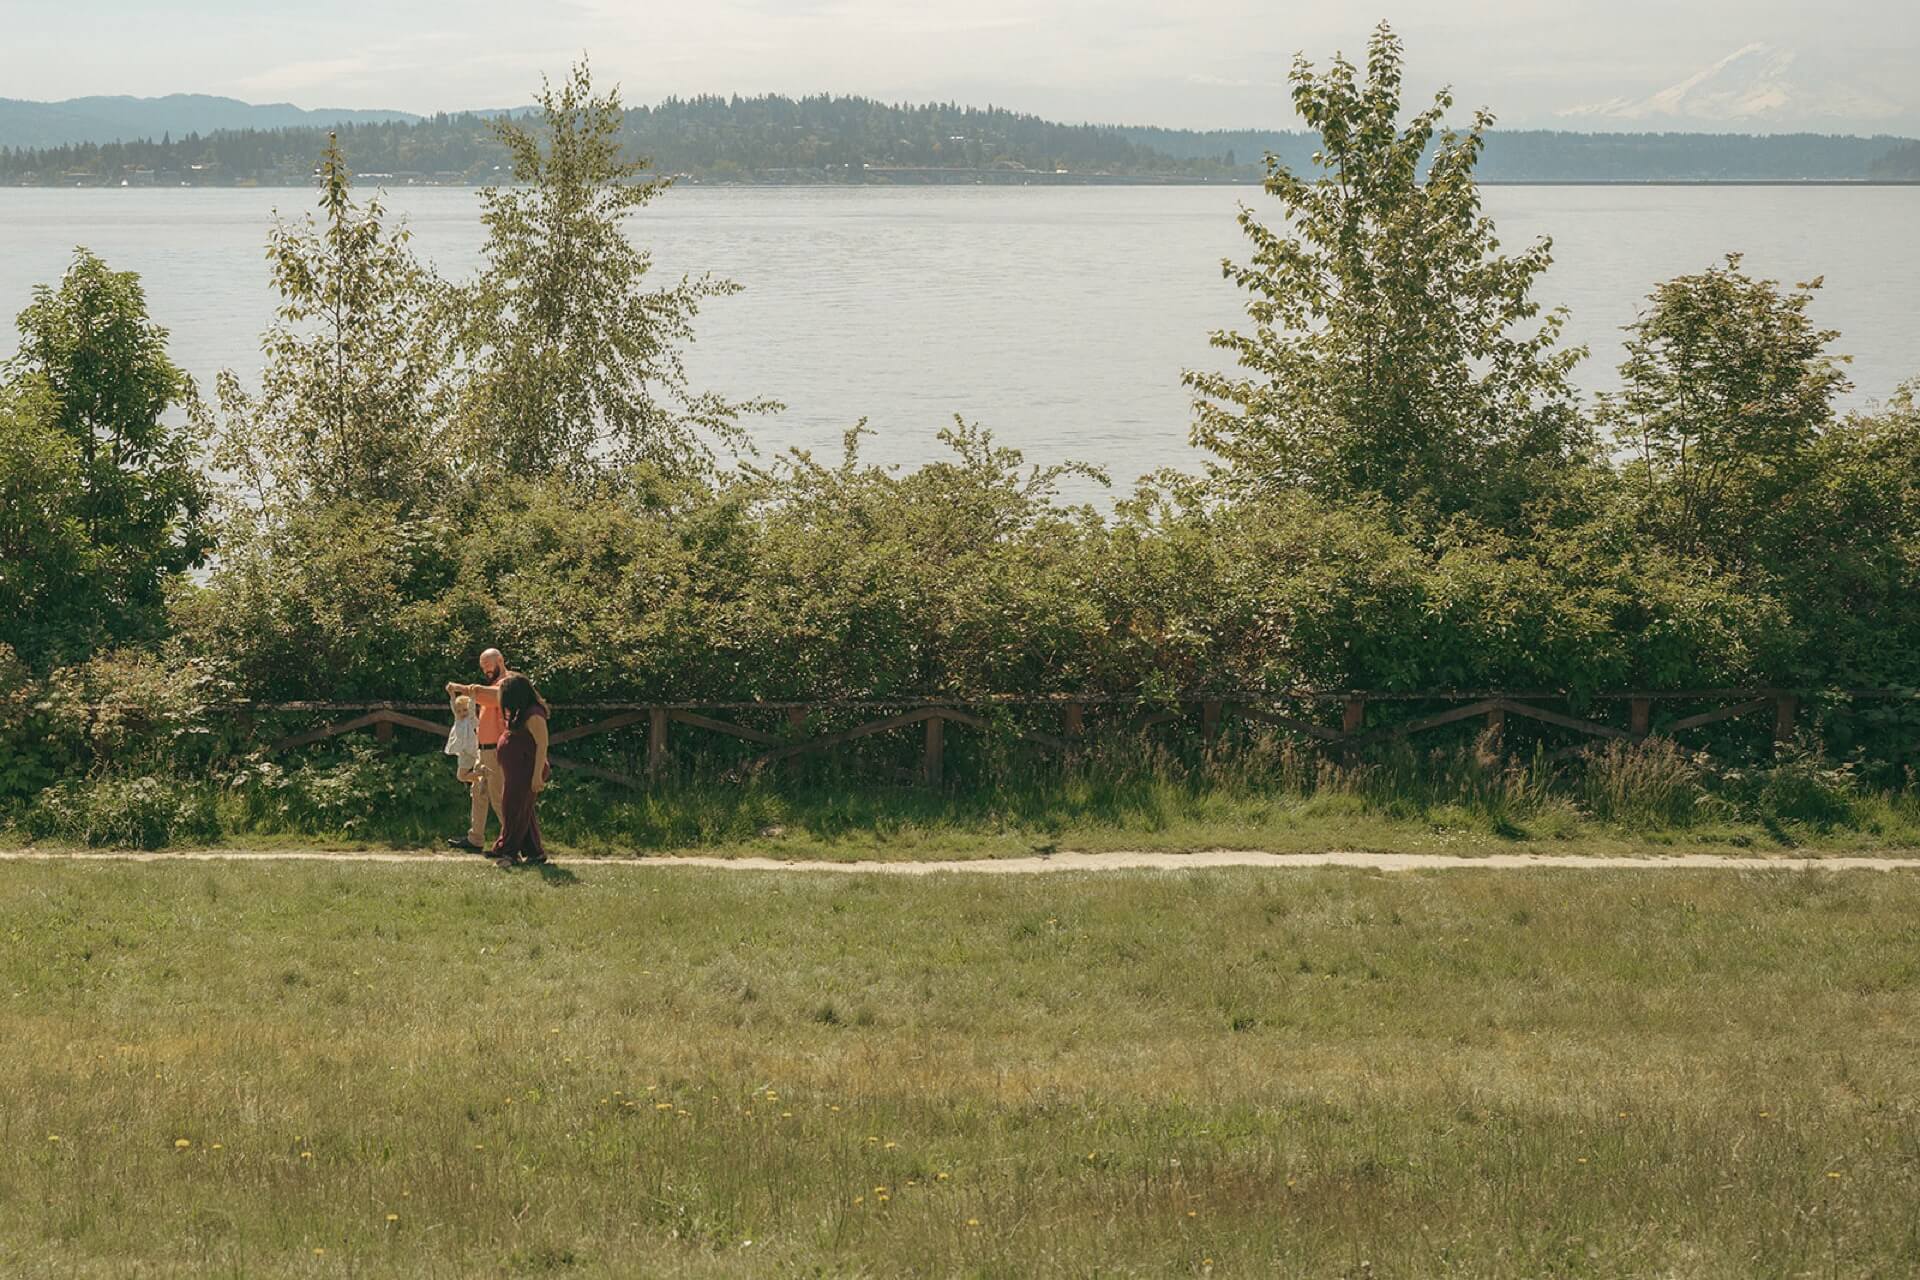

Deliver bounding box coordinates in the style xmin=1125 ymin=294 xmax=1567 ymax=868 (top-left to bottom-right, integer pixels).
xmin=23 ymin=774 xmax=219 ymax=849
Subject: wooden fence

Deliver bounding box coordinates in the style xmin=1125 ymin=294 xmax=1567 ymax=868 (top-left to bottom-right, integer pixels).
xmin=242 ymin=689 xmax=1918 ymax=789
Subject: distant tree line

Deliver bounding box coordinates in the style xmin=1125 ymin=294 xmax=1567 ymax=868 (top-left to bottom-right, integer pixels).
xmin=8 ymin=91 xmax=1917 ymax=187
xmin=0 ymin=96 xmax=1240 ymax=186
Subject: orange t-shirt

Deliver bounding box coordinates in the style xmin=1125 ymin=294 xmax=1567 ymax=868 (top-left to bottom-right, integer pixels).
xmin=477 ymin=676 xmax=507 ymax=746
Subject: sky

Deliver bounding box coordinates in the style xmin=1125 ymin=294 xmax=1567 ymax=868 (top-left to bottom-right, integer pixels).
xmin=4 ymin=0 xmax=1918 ymax=134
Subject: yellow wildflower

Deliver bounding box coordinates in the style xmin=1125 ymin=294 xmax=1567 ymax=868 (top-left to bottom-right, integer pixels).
xmin=386 ymin=1213 xmax=400 ymax=1223
xmin=174 ymin=1138 xmax=191 ymax=1149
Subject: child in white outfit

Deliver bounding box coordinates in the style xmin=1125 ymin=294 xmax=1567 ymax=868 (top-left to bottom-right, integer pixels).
xmin=445 ymin=693 xmax=481 ymax=784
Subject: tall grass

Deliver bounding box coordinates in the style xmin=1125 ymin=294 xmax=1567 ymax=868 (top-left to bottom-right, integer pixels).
xmin=4 ymin=863 xmax=1919 ymax=1275
xmin=8 ymin=728 xmax=1918 ymax=856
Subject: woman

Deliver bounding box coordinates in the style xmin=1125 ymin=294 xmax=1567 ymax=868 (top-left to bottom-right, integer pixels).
xmin=451 ymin=673 xmax=550 ymax=866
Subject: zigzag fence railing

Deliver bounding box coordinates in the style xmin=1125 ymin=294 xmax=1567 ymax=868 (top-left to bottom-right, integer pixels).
xmin=220 ymin=688 xmax=1920 ymax=789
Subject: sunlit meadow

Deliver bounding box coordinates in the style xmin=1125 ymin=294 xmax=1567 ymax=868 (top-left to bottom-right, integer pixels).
xmin=3 ymin=861 xmax=1918 ymax=1276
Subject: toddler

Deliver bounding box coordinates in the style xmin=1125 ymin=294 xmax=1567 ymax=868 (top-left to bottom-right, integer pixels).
xmin=445 ymin=692 xmax=481 ymax=784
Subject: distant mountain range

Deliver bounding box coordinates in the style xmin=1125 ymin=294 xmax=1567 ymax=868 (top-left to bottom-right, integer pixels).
xmin=0 ymin=94 xmax=430 ymax=149
xmin=1559 ymin=44 xmax=1910 ymax=134
xmin=1 ymin=92 xmax=1916 ymax=186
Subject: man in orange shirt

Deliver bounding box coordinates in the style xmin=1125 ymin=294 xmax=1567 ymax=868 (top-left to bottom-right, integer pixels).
xmin=447 ymin=648 xmax=509 ymax=851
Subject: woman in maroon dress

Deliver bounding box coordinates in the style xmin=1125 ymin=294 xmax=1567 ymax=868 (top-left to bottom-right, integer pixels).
xmin=454 ymin=673 xmax=550 ymax=866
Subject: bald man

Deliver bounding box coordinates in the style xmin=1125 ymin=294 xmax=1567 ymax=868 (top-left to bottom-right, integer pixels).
xmin=447 ymin=648 xmax=509 ymax=851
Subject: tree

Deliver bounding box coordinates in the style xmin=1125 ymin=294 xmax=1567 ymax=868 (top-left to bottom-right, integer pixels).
xmin=456 ymin=60 xmax=770 ymax=484
xmin=1603 ymin=255 xmax=1850 ymax=570
xmin=6 ymin=250 xmax=210 ymax=660
xmin=1186 ymin=22 xmax=1585 ymax=525
xmin=210 ymin=133 xmax=451 ymax=513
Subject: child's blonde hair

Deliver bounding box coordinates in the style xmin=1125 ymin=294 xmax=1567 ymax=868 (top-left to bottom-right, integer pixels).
xmin=453 ymin=694 xmax=474 ymax=719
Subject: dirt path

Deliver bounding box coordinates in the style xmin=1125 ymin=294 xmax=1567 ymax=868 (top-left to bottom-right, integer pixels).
xmin=4 ymin=848 xmax=1920 ymax=873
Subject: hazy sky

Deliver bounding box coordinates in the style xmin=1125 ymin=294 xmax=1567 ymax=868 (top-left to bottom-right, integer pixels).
xmin=6 ymin=0 xmax=1917 ymax=133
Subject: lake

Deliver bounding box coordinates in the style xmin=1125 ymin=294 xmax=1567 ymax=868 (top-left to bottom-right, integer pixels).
xmin=2 ymin=185 xmax=1917 ymax=495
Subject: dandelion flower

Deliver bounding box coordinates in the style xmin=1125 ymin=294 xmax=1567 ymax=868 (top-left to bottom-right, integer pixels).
xmin=874 ymin=1186 xmax=887 ymax=1195
xmin=1828 ymin=1171 xmax=1842 ymax=1179
xmin=936 ymin=1172 xmax=950 ymax=1182
xmin=313 ymin=1248 xmax=325 ymax=1256
xmin=1187 ymin=1210 xmax=1198 ymax=1219
xmin=878 ymin=1193 xmax=890 ymax=1204
xmin=1577 ymin=1157 xmax=1588 ymax=1165
xmin=656 ymin=1103 xmax=673 ymax=1112
xmin=853 ymin=1196 xmax=864 ymax=1206
xmin=47 ymin=1135 xmax=60 ymax=1144
xmin=966 ymin=1218 xmax=980 ymax=1228
xmin=472 ymin=1144 xmax=484 ymax=1151
xmin=175 ymin=1138 xmax=191 ymax=1149
xmin=781 ymin=1112 xmax=792 ymax=1119
xmin=211 ymin=1143 xmax=223 ymax=1151
xmin=829 ymin=1105 xmax=840 ymax=1112
xmin=386 ymin=1213 xmax=400 ymax=1223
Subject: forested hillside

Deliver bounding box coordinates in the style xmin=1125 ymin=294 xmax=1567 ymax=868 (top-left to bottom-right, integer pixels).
xmin=5 ymin=92 xmax=1916 ymax=185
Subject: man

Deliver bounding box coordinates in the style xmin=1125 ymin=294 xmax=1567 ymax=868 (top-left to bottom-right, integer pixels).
xmin=447 ymin=648 xmax=509 ymax=852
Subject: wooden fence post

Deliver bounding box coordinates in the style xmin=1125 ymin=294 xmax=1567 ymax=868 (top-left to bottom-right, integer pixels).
xmin=1629 ymin=697 xmax=1652 ymax=739
xmin=923 ymin=714 xmax=944 ymax=787
xmin=1773 ymin=694 xmax=1799 ymax=749
xmin=1202 ymin=700 xmax=1222 ymax=744
xmin=374 ymin=715 xmax=394 ymax=746
xmin=1342 ymin=697 xmax=1366 ymax=735
xmin=1063 ymin=702 xmax=1085 ymax=739
xmin=785 ymin=706 xmax=808 ymax=776
xmin=1484 ymin=705 xmax=1505 ymax=752
xmin=648 ymin=706 xmax=668 ymax=778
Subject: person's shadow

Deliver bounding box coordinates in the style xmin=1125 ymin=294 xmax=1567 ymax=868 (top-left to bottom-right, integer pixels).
xmin=527 ymin=861 xmax=581 ymax=887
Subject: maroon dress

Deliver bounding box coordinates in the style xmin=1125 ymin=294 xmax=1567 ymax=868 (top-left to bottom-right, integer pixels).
xmin=490 ymin=703 xmax=549 ymax=862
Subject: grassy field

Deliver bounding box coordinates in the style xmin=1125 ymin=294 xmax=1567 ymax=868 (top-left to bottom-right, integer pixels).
xmin=3 ymin=861 xmax=1919 ymax=1277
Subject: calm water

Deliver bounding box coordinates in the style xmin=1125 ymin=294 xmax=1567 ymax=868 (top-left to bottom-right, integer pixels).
xmin=2 ymin=185 xmax=1917 ymax=493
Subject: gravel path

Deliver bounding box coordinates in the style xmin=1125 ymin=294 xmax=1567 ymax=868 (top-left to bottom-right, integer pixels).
xmin=5 ymin=848 xmax=1920 ymax=873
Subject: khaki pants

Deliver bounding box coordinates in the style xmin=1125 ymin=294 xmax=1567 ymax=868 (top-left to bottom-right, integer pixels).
xmin=467 ymin=753 xmax=506 ymax=847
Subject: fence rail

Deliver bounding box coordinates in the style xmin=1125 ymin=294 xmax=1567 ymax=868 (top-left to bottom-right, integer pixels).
xmin=191 ymin=688 xmax=1919 ymax=789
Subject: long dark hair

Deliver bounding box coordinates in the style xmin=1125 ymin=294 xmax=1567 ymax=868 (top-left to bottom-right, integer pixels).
xmin=498 ymin=673 xmax=544 ymax=730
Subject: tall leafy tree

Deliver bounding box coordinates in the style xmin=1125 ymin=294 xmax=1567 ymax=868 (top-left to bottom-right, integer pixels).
xmin=1603 ymin=255 xmax=1850 ymax=571
xmin=1186 ymin=22 xmax=1585 ymax=524
xmin=5 ymin=250 xmax=210 ymax=660
xmin=211 ymin=134 xmax=452 ymax=513
xmin=456 ymin=60 xmax=769 ymax=484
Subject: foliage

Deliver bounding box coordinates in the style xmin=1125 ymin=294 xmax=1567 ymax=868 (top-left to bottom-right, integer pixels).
xmin=3 ymin=250 xmax=211 ymax=663
xmin=455 ymin=61 xmax=769 ymax=483
xmin=4 ymin=32 xmax=1920 ymax=840
xmin=21 ymin=773 xmax=219 ymax=848
xmin=1604 ymin=255 xmax=1850 ymax=569
xmin=209 ymin=134 xmax=453 ymax=514
xmin=1186 ymin=22 xmax=1585 ymax=526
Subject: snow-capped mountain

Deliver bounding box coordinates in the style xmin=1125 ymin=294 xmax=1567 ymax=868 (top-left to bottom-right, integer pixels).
xmin=1559 ymin=43 xmax=1907 ymax=132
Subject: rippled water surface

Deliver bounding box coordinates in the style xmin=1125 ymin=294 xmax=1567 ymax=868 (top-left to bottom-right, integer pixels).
xmin=3 ymin=184 xmax=1915 ymax=492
